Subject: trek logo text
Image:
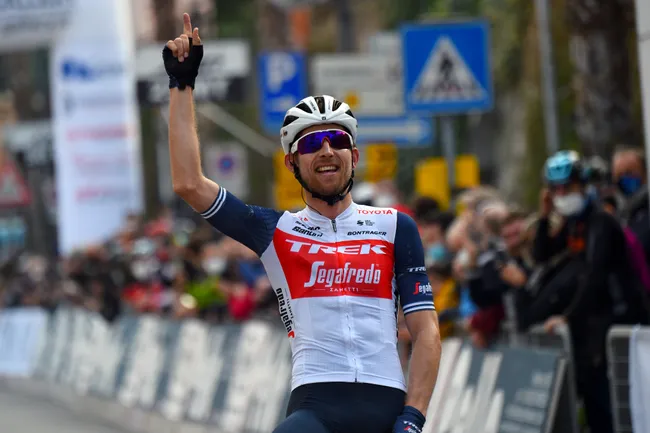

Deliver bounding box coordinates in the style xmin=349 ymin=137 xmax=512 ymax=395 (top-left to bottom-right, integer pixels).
xmin=286 ymin=240 xmax=388 ymax=255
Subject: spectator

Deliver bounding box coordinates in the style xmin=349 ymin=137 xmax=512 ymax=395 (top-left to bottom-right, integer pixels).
xmin=416 ymin=209 xmax=455 ymax=266
xmin=459 ymin=200 xmax=511 ymax=348
xmin=412 ymin=196 xmax=441 ymax=221
xmin=184 ymin=241 xmax=228 ymax=323
xmin=613 ymin=146 xmax=650 ymax=266
xmin=426 ymin=260 xmax=459 ymax=340
xmin=536 ymin=150 xmax=650 ymax=433
xmin=221 ymin=262 xmax=256 ymax=322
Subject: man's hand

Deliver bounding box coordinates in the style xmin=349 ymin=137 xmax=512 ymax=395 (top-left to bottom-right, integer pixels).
xmin=500 ymin=262 xmax=527 ymax=287
xmin=539 ymin=188 xmax=553 ymax=217
xmin=543 ymin=315 xmax=566 ymax=334
xmin=392 ymin=406 xmax=426 ymax=433
xmin=163 ymin=13 xmax=204 ymax=90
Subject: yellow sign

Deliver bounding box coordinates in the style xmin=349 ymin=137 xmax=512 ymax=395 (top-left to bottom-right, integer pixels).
xmin=414 ymin=154 xmax=480 ymax=210
xmin=415 ymin=158 xmax=450 ymax=208
xmin=273 ymin=150 xmax=303 ymax=210
xmin=364 ymin=143 xmax=397 ymax=183
xmin=343 ymin=91 xmax=360 ymax=111
xmin=455 ymin=155 xmax=480 ymax=189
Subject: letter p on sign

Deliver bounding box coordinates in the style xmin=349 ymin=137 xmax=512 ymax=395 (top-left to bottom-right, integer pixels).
xmin=267 ymin=53 xmax=296 ymax=92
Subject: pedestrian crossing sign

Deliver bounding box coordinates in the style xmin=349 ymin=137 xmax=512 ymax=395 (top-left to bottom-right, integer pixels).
xmin=401 ymin=21 xmax=493 ymax=114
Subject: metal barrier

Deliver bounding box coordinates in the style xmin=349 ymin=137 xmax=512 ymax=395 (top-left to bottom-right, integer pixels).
xmin=521 ymin=324 xmax=580 ymax=433
xmin=607 ymin=326 xmax=636 ymax=433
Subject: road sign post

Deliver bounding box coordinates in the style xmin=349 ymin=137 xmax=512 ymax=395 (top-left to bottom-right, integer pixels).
xmin=401 ymin=20 xmax=493 ymax=191
xmin=440 ymin=116 xmax=456 ymax=189
xmin=258 ymin=52 xmax=308 ymax=136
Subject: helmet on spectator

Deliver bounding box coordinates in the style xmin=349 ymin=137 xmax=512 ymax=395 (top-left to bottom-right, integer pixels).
xmin=544 ymin=150 xmax=585 ymax=185
xmin=280 ymin=95 xmax=358 ymax=155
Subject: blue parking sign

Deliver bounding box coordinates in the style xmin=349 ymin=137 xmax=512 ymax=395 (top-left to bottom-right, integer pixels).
xmin=258 ymin=52 xmax=308 ymax=136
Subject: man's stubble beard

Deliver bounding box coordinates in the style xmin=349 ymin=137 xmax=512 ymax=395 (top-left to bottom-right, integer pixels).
xmin=302 ymin=166 xmax=350 ymax=196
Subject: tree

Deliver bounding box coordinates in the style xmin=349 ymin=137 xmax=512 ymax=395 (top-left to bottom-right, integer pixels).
xmin=566 ymin=0 xmax=639 ymax=157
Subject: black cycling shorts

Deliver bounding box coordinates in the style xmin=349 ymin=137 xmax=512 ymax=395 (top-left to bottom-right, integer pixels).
xmin=272 ymin=382 xmax=405 ymax=433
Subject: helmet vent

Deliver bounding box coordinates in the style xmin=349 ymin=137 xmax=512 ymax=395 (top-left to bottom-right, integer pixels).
xmin=282 ymin=115 xmax=299 ymax=127
xmin=296 ymin=102 xmax=311 ymax=113
xmin=314 ymin=96 xmax=326 ymax=114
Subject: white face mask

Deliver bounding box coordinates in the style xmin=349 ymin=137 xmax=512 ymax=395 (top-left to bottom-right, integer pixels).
xmin=203 ymin=257 xmax=226 ymax=276
xmin=553 ymin=193 xmax=585 ymax=216
xmin=131 ymin=260 xmax=158 ymax=281
xmin=374 ymin=194 xmax=396 ymax=208
xmin=456 ymin=249 xmax=470 ymax=267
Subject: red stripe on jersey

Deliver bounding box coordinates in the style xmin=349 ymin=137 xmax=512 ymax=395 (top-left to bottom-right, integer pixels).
xmin=273 ymin=229 xmax=395 ymax=299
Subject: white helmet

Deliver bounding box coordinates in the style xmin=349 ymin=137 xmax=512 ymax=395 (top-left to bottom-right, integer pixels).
xmin=280 ymin=95 xmax=358 ymax=155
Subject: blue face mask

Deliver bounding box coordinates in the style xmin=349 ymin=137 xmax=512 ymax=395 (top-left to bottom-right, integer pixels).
xmin=618 ymin=175 xmax=642 ymax=196
xmin=428 ymin=243 xmax=447 ymax=262
xmin=584 ymin=185 xmax=599 ymax=204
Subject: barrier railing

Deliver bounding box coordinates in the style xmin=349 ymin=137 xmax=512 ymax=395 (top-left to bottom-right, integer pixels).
xmin=607 ymin=326 xmax=633 ymax=433
xmin=516 ymin=324 xmax=580 ymax=433
xmin=0 ymin=307 xmax=574 ymax=433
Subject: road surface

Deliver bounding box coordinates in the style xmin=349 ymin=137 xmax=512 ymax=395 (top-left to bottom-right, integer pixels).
xmin=0 ymin=383 xmax=134 ymax=433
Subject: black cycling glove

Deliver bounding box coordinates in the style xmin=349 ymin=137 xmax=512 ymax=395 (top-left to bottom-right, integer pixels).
xmin=162 ymin=37 xmax=204 ymax=90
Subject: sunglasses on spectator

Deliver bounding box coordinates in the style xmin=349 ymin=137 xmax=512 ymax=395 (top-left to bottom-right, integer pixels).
xmin=290 ymin=129 xmax=354 ymax=155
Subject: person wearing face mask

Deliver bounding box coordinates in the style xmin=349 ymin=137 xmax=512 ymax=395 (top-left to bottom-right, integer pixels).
xmin=535 ymin=150 xmax=650 ymax=433
xmin=416 ymin=210 xmax=454 ymax=266
xmin=613 ymin=147 xmax=650 ymax=265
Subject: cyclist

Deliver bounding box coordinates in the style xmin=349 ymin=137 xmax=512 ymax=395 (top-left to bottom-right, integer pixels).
xmin=163 ymin=14 xmax=441 ymax=433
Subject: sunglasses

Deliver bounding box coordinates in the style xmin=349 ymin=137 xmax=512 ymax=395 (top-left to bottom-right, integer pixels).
xmin=290 ymin=129 xmax=354 ymax=155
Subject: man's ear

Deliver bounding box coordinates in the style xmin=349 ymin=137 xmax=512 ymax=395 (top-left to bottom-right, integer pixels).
xmin=284 ymin=153 xmax=296 ymax=173
xmin=352 ymin=147 xmax=360 ymax=168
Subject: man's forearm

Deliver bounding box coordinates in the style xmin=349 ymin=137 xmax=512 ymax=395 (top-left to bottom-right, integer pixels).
xmin=405 ymin=325 xmax=442 ymax=415
xmin=169 ymin=88 xmax=203 ymax=191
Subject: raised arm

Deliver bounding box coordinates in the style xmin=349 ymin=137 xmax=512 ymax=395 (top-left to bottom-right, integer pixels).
xmin=164 ymin=14 xmax=282 ymax=257
xmin=165 ymin=13 xmax=219 ymax=213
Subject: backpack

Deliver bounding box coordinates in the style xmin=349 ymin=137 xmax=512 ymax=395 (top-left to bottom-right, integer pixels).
xmin=622 ymin=226 xmax=650 ymax=293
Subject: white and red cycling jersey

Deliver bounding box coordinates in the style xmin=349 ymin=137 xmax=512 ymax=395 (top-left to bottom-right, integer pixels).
xmin=201 ymin=187 xmax=435 ymax=391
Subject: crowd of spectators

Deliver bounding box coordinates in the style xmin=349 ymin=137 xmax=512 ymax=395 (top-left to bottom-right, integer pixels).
xmin=2 ymin=149 xmax=650 ymax=433
xmin=0 ymin=208 xmax=277 ymax=324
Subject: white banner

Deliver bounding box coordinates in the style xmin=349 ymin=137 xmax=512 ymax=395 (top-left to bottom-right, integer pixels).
xmin=311 ymin=54 xmax=403 ymax=116
xmin=50 ymin=0 xmax=143 ymax=255
xmin=0 ymin=308 xmax=48 ymax=377
xmin=630 ymin=326 xmax=650 ymax=433
xmin=0 ymin=0 xmax=75 ymax=53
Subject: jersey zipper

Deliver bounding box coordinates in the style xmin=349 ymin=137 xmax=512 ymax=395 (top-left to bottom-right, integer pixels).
xmin=331 ymin=219 xmax=337 ymax=232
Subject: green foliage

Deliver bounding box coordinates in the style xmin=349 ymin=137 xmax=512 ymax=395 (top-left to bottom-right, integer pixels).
xmin=383 ymin=0 xmax=428 ymax=29
xmin=479 ymin=0 xmax=530 ymax=93
xmin=213 ymin=0 xmax=256 ymax=39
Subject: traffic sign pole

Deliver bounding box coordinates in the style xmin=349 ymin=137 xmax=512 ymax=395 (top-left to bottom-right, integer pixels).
xmin=440 ymin=116 xmax=456 ymax=193
xmin=535 ymin=0 xmax=560 ymax=155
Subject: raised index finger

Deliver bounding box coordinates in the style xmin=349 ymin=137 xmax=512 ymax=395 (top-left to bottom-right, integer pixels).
xmin=183 ymin=13 xmax=192 ymax=36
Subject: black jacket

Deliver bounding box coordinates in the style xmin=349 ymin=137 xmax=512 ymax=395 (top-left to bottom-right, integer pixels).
xmin=533 ymin=204 xmax=650 ymax=341
xmin=619 ymin=185 xmax=650 ymax=266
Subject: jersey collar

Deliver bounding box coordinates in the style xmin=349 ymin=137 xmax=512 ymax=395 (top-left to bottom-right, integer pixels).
xmin=303 ymin=201 xmax=358 ymax=223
